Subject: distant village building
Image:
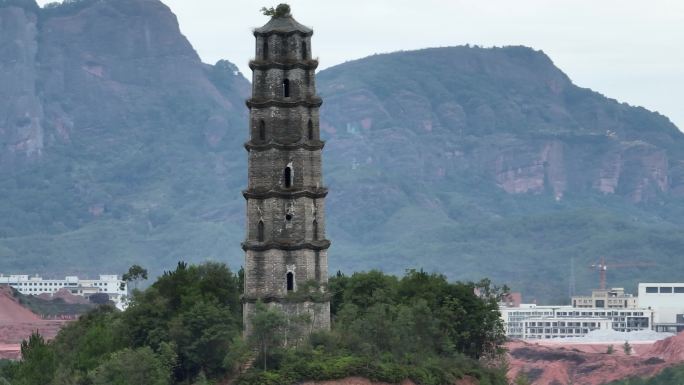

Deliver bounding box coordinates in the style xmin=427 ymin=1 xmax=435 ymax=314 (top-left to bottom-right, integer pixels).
xmin=242 ymin=5 xmax=331 ymax=334
xmin=638 ymin=283 xmax=684 ymax=333
xmin=500 ymin=304 xmax=650 ymax=339
xmin=571 ymin=288 xmax=638 ymax=309
xmin=0 ymin=274 xmax=127 ymax=310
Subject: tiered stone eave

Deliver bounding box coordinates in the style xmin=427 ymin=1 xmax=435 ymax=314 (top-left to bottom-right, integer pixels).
xmin=241 ymin=239 xmax=331 ymax=251
xmin=244 ymin=140 xmax=324 ymax=152
xmin=242 ymin=187 xmax=328 ymax=199
xmin=245 ymin=97 xmax=322 ymax=109
xmin=249 ymin=59 xmax=319 ymax=71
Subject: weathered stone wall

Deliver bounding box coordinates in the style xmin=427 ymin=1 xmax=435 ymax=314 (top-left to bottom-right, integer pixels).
xmin=243 ymin=13 xmax=330 ymax=334
xmin=246 ymin=197 xmax=326 ymax=241
xmin=244 ymin=249 xmax=328 ymax=298
xmin=243 ymin=300 xmax=330 ymax=336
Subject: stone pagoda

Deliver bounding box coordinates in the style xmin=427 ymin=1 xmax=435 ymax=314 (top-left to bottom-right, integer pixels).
xmin=242 ymin=4 xmax=331 ymax=333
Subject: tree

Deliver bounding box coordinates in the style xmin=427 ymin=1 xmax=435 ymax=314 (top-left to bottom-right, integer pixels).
xmin=248 ymin=301 xmax=287 ymax=370
xmin=88 ymin=347 xmax=171 ymax=385
xmin=122 ymin=264 xmax=148 ymax=290
xmin=623 ymin=341 xmax=633 ymax=355
xmin=260 ymin=3 xmax=290 ymax=18
xmin=89 ymin=292 xmax=111 ymax=305
xmin=14 ymin=332 xmax=57 ymax=385
xmin=606 ymin=345 xmax=615 ymax=354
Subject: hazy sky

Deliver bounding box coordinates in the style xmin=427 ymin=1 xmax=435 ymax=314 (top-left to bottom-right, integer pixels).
xmin=38 ymin=0 xmax=684 ymax=129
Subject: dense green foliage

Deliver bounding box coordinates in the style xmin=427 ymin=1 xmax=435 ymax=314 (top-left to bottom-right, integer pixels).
xmin=0 ymin=264 xmax=507 ymax=385
xmin=0 ymin=262 xmax=243 ymax=385
xmin=607 ymin=364 xmax=684 ymax=385
xmin=14 ymin=293 xmax=95 ymax=318
xmin=238 ymin=269 xmax=507 ymax=385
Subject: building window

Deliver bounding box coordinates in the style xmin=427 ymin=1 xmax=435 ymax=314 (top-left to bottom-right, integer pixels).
xmin=284 ymin=165 xmax=293 ymax=188
xmin=257 ymin=220 xmax=265 ymax=242
xmin=283 ymin=79 xmax=290 ymax=98
xmin=287 ymin=272 xmax=294 ymax=291
xmin=661 ymin=287 xmax=673 ymax=293
xmin=308 ymin=119 xmax=314 ymax=140
xmin=313 ymin=219 xmax=319 ymax=240
xmin=646 ymin=287 xmax=658 ymax=293
xmin=302 ymin=41 xmax=307 ymax=60
xmin=259 ymin=120 xmax=266 ymax=141
xmin=675 ymin=287 xmax=684 ymax=293
xmin=262 ymin=38 xmax=268 ymax=60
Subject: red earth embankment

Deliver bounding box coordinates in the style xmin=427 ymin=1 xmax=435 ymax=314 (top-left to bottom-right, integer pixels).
xmin=507 ymin=333 xmax=684 ymax=384
xmin=0 ymin=286 xmax=69 ymax=359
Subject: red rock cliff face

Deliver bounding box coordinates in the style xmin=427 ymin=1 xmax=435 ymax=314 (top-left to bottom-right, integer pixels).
xmin=318 ymin=47 xmax=684 ymax=204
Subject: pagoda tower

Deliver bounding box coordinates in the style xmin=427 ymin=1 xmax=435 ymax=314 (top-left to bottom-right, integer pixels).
xmin=242 ymin=4 xmax=331 ymax=333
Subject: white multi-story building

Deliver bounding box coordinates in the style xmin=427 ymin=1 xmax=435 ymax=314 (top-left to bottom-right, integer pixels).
xmin=0 ymin=274 xmax=127 ymax=310
xmin=520 ymin=316 xmax=613 ymax=340
xmin=500 ymin=304 xmax=652 ymax=340
xmin=638 ymin=283 xmax=684 ymax=333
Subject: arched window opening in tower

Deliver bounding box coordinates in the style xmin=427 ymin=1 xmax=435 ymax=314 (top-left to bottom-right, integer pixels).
xmin=262 ymin=38 xmax=268 ymax=60
xmin=284 ymin=166 xmax=292 ymax=188
xmin=259 ymin=120 xmax=266 ymax=141
xmin=286 ymin=213 xmax=293 ymax=221
xmin=313 ymin=219 xmax=319 ymax=240
xmin=257 ymin=220 xmax=265 ymax=242
xmin=287 ymin=272 xmax=294 ymax=291
xmin=302 ymin=41 xmax=307 ymax=60
xmin=307 ymin=119 xmax=313 ymax=140
xmin=283 ymin=78 xmax=290 ymax=98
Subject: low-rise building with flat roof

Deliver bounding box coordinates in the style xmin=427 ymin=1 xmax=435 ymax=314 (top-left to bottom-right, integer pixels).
xmin=0 ymin=274 xmax=127 ymax=310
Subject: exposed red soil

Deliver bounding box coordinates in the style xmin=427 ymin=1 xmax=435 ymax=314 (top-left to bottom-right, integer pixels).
xmin=0 ymin=286 xmax=70 ymax=359
xmin=506 ymin=333 xmax=684 ymax=385
xmin=0 ymin=286 xmax=41 ymax=323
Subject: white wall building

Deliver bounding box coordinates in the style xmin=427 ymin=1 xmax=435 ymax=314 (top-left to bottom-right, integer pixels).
xmin=0 ymin=274 xmax=127 ymax=310
xmin=638 ymin=283 xmax=684 ymax=333
xmin=520 ymin=316 xmax=613 ymax=340
xmin=500 ymin=304 xmax=651 ymax=340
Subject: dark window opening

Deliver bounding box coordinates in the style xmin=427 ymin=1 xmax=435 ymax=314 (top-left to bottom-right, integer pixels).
xmin=286 ymin=214 xmax=293 ymax=221
xmin=675 ymin=287 xmax=684 ymax=293
xmin=302 ymin=41 xmax=307 ymax=60
xmin=661 ymin=287 xmax=673 ymax=293
xmin=284 ymin=166 xmax=292 ymax=188
xmin=283 ymin=79 xmax=290 ymax=98
xmin=313 ymin=219 xmax=318 ymax=240
xmin=257 ymin=220 xmax=264 ymax=242
xmin=646 ymin=286 xmax=658 ymax=293
xmin=287 ymin=272 xmax=294 ymax=291
xmin=262 ymin=38 xmax=268 ymax=60
xmin=307 ymin=119 xmax=314 ymax=140
xmin=259 ymin=120 xmax=266 ymax=141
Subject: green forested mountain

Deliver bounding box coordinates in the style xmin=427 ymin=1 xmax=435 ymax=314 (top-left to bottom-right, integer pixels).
xmin=1 ymin=0 xmax=684 ymax=302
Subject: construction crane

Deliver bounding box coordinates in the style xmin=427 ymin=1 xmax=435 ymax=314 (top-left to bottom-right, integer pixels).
xmin=589 ymin=256 xmax=656 ymax=290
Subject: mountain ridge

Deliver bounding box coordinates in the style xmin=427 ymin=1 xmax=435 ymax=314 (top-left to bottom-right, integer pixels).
xmin=1 ymin=0 xmax=684 ymax=302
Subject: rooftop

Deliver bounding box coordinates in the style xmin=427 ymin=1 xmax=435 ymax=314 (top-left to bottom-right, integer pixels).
xmin=254 ymin=4 xmax=312 ymax=36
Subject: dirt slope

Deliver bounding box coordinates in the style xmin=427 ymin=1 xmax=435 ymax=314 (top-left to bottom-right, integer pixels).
xmin=0 ymin=286 xmax=69 ymax=359
xmin=0 ymin=286 xmax=41 ymax=322
xmin=507 ymin=333 xmax=684 ymax=385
